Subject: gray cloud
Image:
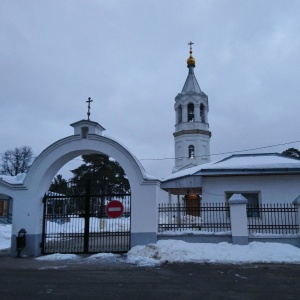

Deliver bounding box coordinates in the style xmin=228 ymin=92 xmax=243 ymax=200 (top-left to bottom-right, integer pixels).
xmin=1 ymin=0 xmax=300 ymax=179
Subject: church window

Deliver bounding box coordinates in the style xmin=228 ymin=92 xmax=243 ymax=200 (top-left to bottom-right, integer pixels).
xmin=0 ymin=200 xmax=8 ymax=217
xmin=200 ymin=104 xmax=205 ymax=122
xmin=178 ymin=105 xmax=182 ymax=123
xmin=188 ymin=103 xmax=194 ymax=122
xmin=188 ymin=145 xmax=195 ymax=159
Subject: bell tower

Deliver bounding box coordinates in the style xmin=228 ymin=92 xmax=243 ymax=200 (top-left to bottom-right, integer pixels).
xmin=173 ymin=42 xmax=211 ymax=172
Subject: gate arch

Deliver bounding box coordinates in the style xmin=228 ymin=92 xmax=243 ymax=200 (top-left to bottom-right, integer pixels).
xmin=25 ymin=134 xmax=148 ymax=194
xmin=6 ymin=121 xmax=160 ymax=256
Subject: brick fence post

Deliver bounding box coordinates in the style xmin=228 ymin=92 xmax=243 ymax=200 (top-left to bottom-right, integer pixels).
xmin=229 ymin=194 xmax=248 ymax=245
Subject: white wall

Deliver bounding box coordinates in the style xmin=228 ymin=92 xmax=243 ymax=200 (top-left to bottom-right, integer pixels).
xmin=202 ymin=174 xmax=300 ymax=204
xmin=157 ymin=188 xmax=169 ymax=204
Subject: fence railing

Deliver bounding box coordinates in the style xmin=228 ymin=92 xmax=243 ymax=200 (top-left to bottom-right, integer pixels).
xmin=247 ymin=203 xmax=299 ymax=235
xmin=158 ymin=203 xmax=231 ymax=234
xmin=158 ymin=203 xmax=299 ymax=236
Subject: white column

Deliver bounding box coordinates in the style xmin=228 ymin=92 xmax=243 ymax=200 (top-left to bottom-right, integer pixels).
xmin=182 ymin=105 xmax=188 ymax=122
xmin=194 ymin=104 xmax=200 ymax=122
xmin=292 ymin=194 xmax=300 ymax=233
xmin=229 ymin=194 xmax=248 ymax=245
xmin=204 ymin=107 xmax=208 ymax=123
xmin=168 ymin=192 xmax=172 ymax=223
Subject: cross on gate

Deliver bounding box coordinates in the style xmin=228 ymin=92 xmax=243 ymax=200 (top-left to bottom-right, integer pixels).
xmin=86 ymin=97 xmax=93 ymax=121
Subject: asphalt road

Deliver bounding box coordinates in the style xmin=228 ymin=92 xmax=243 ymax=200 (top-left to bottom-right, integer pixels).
xmin=0 ymin=250 xmax=299 ymax=300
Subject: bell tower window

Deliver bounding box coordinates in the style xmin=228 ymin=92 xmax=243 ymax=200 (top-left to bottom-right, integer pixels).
xmin=188 ymin=145 xmax=195 ymax=159
xmin=200 ymin=104 xmax=205 ymax=123
xmin=188 ymin=103 xmax=194 ymax=122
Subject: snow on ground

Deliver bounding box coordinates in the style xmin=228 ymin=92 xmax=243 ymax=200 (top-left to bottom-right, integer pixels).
xmin=126 ymin=240 xmax=300 ymax=266
xmin=1 ymin=224 xmax=300 ymax=266
xmin=0 ymin=224 xmax=12 ymax=250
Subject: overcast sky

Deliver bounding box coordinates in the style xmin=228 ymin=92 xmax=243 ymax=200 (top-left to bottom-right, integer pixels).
xmin=1 ymin=0 xmax=300 ymax=180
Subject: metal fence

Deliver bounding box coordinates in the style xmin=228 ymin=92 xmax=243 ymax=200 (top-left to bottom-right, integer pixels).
xmin=158 ymin=203 xmax=231 ymax=234
xmin=158 ymin=202 xmax=299 ymax=236
xmin=247 ymin=203 xmax=299 ymax=235
xmin=42 ymin=192 xmax=131 ymax=254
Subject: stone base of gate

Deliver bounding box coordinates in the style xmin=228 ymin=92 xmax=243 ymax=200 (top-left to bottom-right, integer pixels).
xmin=9 ymin=232 xmax=158 ymax=257
xmin=157 ymin=234 xmax=232 ymax=244
xmin=131 ymin=232 xmax=157 ymax=247
xmin=249 ymin=236 xmax=300 ymax=248
xmin=10 ymin=233 xmax=42 ymax=257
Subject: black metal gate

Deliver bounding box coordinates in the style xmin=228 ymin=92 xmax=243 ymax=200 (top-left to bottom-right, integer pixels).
xmin=41 ymin=179 xmax=131 ymax=254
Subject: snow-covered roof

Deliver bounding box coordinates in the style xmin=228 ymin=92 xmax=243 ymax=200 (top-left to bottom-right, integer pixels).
xmin=203 ymin=153 xmax=300 ymax=170
xmin=0 ymin=173 xmax=26 ymax=185
xmin=162 ymin=161 xmax=214 ymax=181
xmin=162 ymin=153 xmax=300 ymax=182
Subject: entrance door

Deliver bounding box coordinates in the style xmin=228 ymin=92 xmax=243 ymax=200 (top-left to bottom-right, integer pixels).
xmin=185 ymin=194 xmax=200 ymax=216
xmin=41 ymin=179 xmax=131 ymax=254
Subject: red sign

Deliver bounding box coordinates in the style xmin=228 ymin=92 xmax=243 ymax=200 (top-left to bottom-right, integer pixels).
xmin=105 ymin=200 xmax=124 ymax=218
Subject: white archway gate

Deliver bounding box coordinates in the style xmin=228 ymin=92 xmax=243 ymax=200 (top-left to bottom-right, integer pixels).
xmin=3 ymin=120 xmax=160 ymax=257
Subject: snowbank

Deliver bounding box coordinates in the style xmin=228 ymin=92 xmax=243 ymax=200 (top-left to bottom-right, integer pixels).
xmin=126 ymin=240 xmax=300 ymax=266
xmin=0 ymin=224 xmax=12 ymax=250
xmin=1 ymin=225 xmax=300 ymax=266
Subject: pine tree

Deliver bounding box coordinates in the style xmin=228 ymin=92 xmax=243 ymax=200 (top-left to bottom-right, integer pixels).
xmin=70 ymin=153 xmax=130 ymax=195
xmin=49 ymin=174 xmax=68 ymax=192
xmin=281 ymin=148 xmax=300 ymax=159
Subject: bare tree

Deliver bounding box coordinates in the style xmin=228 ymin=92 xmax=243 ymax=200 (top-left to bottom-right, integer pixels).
xmin=0 ymin=146 xmax=33 ymax=176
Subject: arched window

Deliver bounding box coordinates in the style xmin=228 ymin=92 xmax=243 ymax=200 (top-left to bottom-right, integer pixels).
xmin=81 ymin=126 xmax=89 ymax=139
xmin=188 ymin=103 xmax=194 ymax=122
xmin=178 ymin=105 xmax=182 ymax=123
xmin=188 ymin=145 xmax=195 ymax=159
xmin=200 ymin=104 xmax=205 ymax=123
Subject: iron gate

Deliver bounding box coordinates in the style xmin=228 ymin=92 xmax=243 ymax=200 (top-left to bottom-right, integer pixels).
xmin=41 ymin=179 xmax=131 ymax=254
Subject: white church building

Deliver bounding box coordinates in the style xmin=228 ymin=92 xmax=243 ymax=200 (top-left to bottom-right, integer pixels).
xmin=161 ymin=43 xmax=300 ymax=208
xmin=162 ymin=153 xmax=300 ymax=206
xmin=159 ymin=44 xmax=300 ymax=247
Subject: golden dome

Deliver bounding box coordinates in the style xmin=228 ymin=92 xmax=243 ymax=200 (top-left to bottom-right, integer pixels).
xmin=187 ymin=53 xmax=196 ymax=66
xmin=187 ymin=41 xmax=196 ymax=66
